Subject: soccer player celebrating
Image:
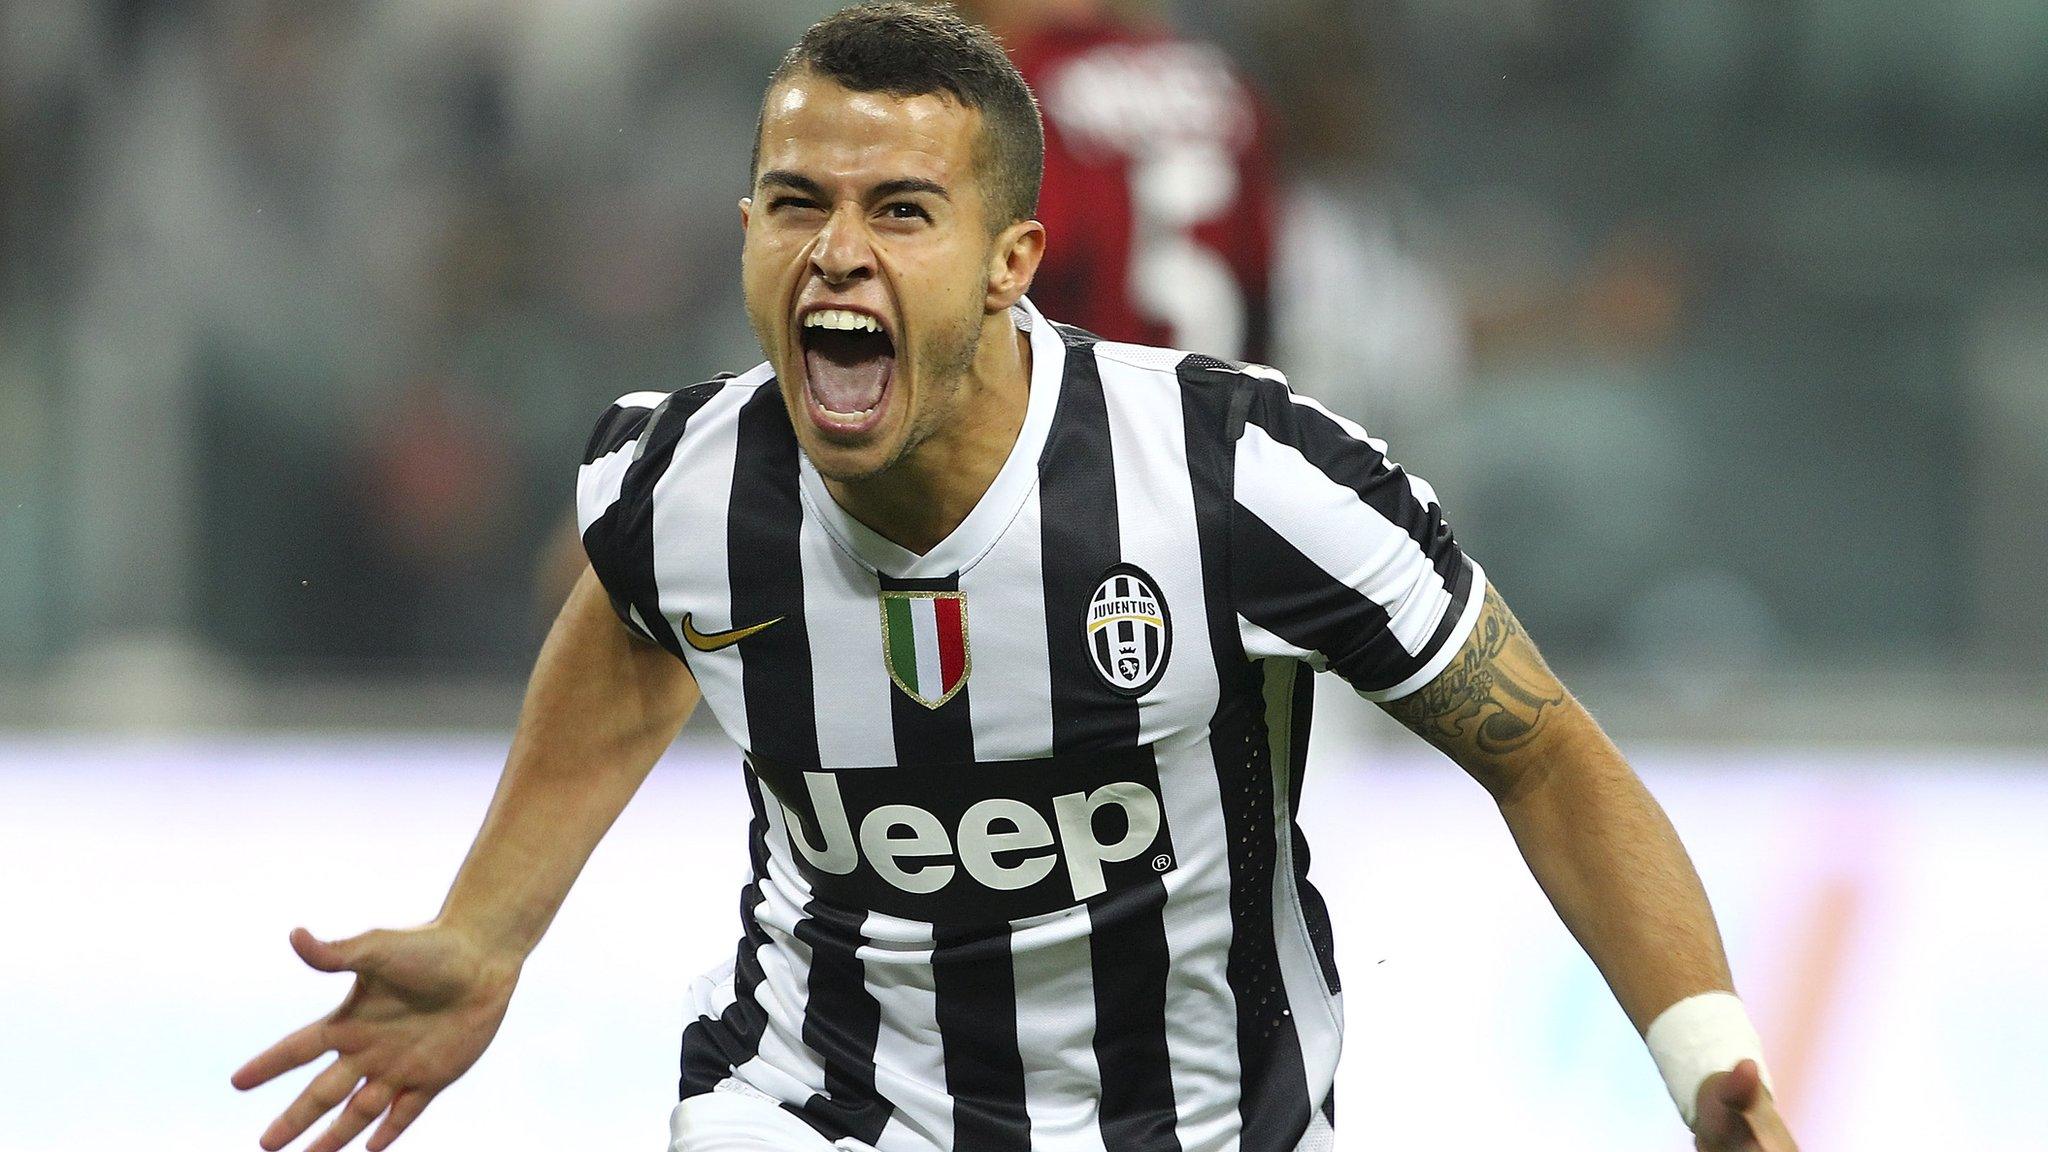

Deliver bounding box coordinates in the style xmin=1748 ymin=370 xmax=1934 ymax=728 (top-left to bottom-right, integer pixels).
xmin=234 ymin=6 xmax=1798 ymax=1151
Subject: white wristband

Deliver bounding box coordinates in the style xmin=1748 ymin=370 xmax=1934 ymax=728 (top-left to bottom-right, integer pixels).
xmin=1644 ymin=991 xmax=1773 ymax=1127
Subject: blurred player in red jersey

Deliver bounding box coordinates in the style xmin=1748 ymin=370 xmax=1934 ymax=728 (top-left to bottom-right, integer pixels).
xmin=953 ymin=0 xmax=1278 ymax=363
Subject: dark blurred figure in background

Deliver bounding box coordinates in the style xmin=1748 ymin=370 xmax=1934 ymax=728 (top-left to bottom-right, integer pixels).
xmin=953 ymin=0 xmax=1279 ymax=363
xmin=1250 ymin=0 xmax=1693 ymax=442
xmin=1251 ymin=0 xmax=1472 ymax=438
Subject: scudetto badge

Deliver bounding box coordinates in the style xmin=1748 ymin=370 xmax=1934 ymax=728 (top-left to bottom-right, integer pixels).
xmin=1086 ymin=564 xmax=1170 ymax=697
xmin=880 ymin=590 xmax=970 ymax=709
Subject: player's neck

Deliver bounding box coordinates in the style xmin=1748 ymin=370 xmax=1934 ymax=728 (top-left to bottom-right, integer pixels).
xmin=823 ymin=318 xmax=1032 ymax=557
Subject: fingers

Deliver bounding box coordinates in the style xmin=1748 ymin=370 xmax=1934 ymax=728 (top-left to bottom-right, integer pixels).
xmin=261 ymin=1056 xmax=360 ymax=1151
xmin=234 ymin=1019 xmax=331 ymax=1091
xmin=364 ymin=1087 xmax=434 ymax=1152
xmin=1693 ymin=1061 xmax=1790 ymax=1152
xmin=237 ymin=929 xmax=373 ymax=1092
xmin=1715 ymin=1059 xmax=1764 ymax=1112
xmin=304 ymin=1079 xmax=397 ymax=1152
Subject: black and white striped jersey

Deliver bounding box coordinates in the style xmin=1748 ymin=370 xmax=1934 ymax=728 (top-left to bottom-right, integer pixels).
xmin=576 ymin=298 xmax=1485 ymax=1152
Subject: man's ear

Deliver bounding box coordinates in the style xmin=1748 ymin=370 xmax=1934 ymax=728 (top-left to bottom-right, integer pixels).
xmin=738 ymin=197 xmax=753 ymax=231
xmin=986 ymin=218 xmax=1046 ymax=312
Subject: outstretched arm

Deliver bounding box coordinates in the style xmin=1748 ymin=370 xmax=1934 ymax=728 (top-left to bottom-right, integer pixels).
xmin=233 ymin=568 xmax=700 ymax=1152
xmin=1380 ymin=583 xmax=1796 ymax=1151
xmin=437 ymin=566 xmax=700 ymax=958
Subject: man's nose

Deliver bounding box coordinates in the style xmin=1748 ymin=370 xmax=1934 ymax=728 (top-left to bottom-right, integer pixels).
xmin=810 ymin=205 xmax=875 ymax=286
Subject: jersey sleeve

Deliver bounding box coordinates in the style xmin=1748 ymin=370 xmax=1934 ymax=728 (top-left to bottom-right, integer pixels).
xmin=1229 ymin=370 xmax=1485 ymax=701
xmin=575 ymin=390 xmax=675 ymax=647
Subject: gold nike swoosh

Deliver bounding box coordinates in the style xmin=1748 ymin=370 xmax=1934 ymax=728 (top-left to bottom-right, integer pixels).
xmin=680 ymin=612 xmax=784 ymax=653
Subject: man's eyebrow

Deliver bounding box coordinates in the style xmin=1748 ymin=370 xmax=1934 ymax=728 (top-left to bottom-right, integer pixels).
xmin=758 ymin=170 xmax=826 ymax=196
xmin=756 ymin=173 xmax=949 ymax=203
xmin=871 ymin=178 xmax=950 ymax=201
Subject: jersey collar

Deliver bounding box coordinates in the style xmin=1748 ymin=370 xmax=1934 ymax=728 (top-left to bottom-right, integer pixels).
xmin=798 ymin=296 xmax=1063 ymax=579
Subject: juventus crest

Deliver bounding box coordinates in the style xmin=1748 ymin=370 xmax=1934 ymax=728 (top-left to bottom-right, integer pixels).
xmin=1086 ymin=564 xmax=1171 ymax=696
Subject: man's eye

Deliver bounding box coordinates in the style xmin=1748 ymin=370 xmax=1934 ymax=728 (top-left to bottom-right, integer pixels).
xmin=883 ymin=202 xmax=930 ymax=221
xmin=769 ymin=196 xmax=821 ymax=212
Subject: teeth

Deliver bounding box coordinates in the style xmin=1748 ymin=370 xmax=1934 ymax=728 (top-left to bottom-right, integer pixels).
xmin=803 ymin=309 xmax=882 ymax=333
xmin=818 ymin=402 xmax=880 ymax=421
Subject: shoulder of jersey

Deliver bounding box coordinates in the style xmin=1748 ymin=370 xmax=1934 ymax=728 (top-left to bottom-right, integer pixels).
xmin=1062 ymin=323 xmax=1295 ymax=443
xmin=581 ymin=366 xmax=771 ymax=468
xmin=1052 ymin=317 xmax=1276 ymax=382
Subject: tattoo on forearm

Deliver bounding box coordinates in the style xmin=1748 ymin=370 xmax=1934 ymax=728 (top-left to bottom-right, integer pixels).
xmin=1383 ymin=586 xmax=1565 ymax=758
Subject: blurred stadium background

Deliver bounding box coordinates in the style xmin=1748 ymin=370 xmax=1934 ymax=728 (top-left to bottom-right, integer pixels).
xmin=2 ymin=0 xmax=2044 ymax=1148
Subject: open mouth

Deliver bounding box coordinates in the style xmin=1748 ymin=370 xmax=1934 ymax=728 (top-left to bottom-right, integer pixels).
xmin=800 ymin=308 xmax=896 ymax=431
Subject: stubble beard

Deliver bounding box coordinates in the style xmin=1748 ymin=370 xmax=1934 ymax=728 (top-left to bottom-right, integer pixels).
xmin=814 ymin=300 xmax=986 ymax=486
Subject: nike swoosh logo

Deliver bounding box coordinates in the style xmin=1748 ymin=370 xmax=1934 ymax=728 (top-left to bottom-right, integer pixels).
xmin=680 ymin=612 xmax=784 ymax=653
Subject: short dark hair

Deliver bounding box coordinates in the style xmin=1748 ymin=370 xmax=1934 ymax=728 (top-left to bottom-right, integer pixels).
xmin=752 ymin=2 xmax=1044 ymax=228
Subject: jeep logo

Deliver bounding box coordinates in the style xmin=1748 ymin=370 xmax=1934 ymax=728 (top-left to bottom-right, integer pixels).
xmin=750 ymin=750 xmax=1176 ymax=924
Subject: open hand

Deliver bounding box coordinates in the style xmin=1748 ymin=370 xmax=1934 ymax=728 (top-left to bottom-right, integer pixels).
xmin=1693 ymin=1060 xmax=1799 ymax=1152
xmin=232 ymin=925 xmax=519 ymax=1152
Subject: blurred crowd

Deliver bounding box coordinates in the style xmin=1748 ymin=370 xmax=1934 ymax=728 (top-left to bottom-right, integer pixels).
xmin=3 ymin=0 xmax=2045 ymax=691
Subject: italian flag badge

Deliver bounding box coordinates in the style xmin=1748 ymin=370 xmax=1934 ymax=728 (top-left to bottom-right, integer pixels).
xmin=879 ymin=590 xmax=970 ymax=709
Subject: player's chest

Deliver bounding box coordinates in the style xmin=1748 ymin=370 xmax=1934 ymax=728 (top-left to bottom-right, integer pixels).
xmin=676 ymin=514 xmax=1218 ymax=765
